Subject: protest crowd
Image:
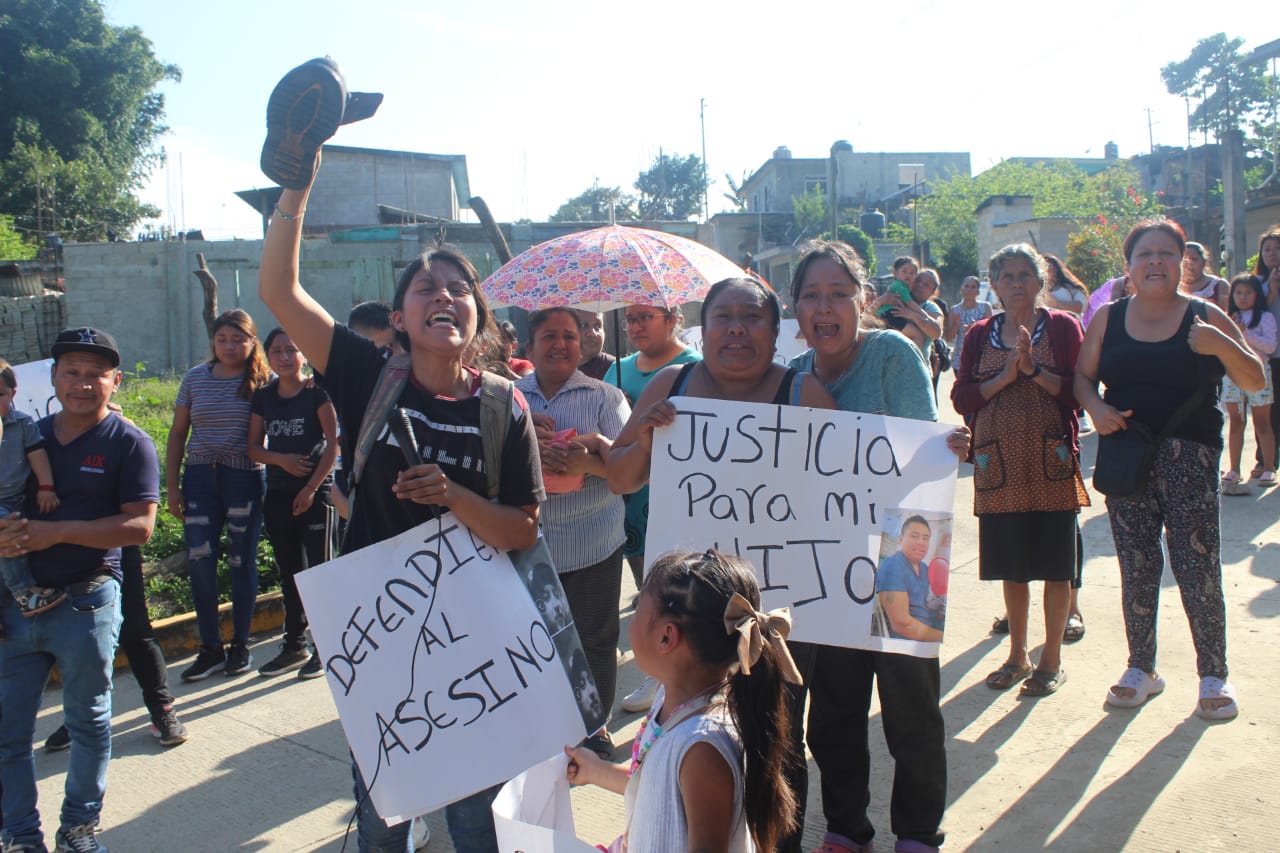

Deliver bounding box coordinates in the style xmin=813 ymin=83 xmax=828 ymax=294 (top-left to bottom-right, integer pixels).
xmin=0 ymin=58 xmax=1277 ymax=853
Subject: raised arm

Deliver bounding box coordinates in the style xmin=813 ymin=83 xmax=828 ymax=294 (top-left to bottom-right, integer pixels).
xmin=258 ymin=184 xmax=336 ymax=374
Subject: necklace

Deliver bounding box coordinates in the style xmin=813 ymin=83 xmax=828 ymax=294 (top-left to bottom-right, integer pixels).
xmin=628 ymin=682 xmax=722 ymax=777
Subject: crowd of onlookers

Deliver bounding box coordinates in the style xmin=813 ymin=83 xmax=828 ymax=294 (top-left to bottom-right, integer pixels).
xmin=4 ymin=58 xmax=1277 ymax=850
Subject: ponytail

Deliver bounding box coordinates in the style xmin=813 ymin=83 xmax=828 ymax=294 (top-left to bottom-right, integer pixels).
xmin=727 ymin=638 xmax=797 ymax=851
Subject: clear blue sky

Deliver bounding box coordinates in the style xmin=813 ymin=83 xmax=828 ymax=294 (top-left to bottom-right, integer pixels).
xmin=102 ymin=0 xmax=1268 ymax=240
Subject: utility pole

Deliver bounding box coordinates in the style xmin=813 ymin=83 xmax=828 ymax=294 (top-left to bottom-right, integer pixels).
xmin=1146 ymin=107 xmax=1155 ymax=154
xmin=700 ymin=98 xmax=709 ymax=222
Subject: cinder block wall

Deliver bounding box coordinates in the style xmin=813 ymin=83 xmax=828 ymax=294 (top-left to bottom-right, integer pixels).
xmin=0 ymin=293 xmax=66 ymax=363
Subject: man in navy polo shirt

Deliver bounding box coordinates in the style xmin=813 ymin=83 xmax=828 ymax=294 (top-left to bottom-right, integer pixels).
xmin=0 ymin=328 xmax=159 ymax=853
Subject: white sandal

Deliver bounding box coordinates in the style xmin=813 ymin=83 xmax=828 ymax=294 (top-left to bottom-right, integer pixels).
xmin=1195 ymin=676 xmax=1238 ymax=721
xmin=1105 ymin=667 xmax=1165 ymax=709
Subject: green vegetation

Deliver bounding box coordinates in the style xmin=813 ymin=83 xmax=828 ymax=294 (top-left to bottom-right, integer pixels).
xmin=115 ymin=369 xmax=280 ymax=620
xmin=0 ymin=0 xmax=180 ymax=246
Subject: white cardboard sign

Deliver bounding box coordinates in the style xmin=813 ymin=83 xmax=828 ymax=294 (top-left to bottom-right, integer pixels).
xmin=493 ymin=754 xmax=599 ymax=853
xmin=296 ymin=514 xmax=589 ymax=823
xmin=646 ymin=398 xmax=958 ymax=657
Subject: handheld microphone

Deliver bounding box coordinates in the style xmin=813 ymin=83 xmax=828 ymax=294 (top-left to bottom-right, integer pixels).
xmin=389 ymin=408 xmax=423 ymax=467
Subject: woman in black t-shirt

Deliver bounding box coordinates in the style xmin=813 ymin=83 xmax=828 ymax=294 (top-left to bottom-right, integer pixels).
xmin=259 ymin=172 xmax=544 ymax=852
xmin=1076 ymin=218 xmax=1262 ymax=722
xmin=247 ymin=328 xmax=339 ymax=679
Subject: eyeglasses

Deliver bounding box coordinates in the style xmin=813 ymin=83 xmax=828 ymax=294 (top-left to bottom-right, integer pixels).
xmin=625 ymin=312 xmax=667 ymax=326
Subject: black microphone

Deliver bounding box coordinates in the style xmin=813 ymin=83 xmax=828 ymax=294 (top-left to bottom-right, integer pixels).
xmin=389 ymin=408 xmax=423 ymax=466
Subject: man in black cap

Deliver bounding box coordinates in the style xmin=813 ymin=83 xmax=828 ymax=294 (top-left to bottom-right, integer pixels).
xmin=0 ymin=327 xmax=160 ymax=853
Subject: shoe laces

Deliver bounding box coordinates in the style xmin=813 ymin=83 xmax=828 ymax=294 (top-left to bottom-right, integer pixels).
xmin=57 ymin=822 xmax=100 ymax=853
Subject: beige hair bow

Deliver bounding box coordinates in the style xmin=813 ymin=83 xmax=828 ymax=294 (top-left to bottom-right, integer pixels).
xmin=722 ymin=592 xmax=803 ymax=684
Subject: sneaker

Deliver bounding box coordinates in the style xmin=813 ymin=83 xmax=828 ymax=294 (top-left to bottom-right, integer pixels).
xmin=53 ymin=822 xmax=104 ymax=853
xmin=3 ymin=841 xmax=49 ymax=852
xmin=181 ymin=645 xmax=226 ymax=682
xmin=297 ymin=653 xmax=325 ymax=680
xmin=149 ymin=706 xmax=188 ymax=747
xmin=224 ymin=642 xmax=253 ymax=676
xmin=44 ymin=724 xmax=70 ymax=752
xmin=258 ymin=644 xmax=309 ymax=677
xmin=260 ymin=57 xmax=383 ymax=189
xmin=16 ymin=586 xmax=65 ymax=616
xmin=411 ymin=816 xmax=431 ymax=851
xmin=620 ymin=676 xmax=658 ymax=713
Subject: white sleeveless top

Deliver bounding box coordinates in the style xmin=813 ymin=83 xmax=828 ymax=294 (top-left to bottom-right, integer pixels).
xmin=623 ymin=690 xmax=753 ymax=853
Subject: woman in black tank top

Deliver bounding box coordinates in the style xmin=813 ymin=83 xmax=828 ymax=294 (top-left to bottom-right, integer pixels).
xmin=609 ymin=277 xmax=836 ymax=496
xmin=1075 ymin=219 xmax=1262 ymax=722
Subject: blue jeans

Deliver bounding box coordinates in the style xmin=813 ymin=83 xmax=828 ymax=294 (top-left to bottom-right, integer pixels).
xmin=182 ymin=463 xmax=266 ymax=648
xmin=0 ymin=578 xmax=122 ymax=846
xmin=351 ymin=757 xmax=501 ymax=853
xmin=0 ymin=553 xmax=36 ymax=600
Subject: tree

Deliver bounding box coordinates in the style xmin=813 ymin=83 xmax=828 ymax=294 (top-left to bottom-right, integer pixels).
xmin=0 ymin=0 xmax=180 ymax=240
xmin=0 ymin=215 xmax=35 ymax=260
xmin=915 ymin=159 xmax=1161 ymax=285
xmin=1162 ymin=34 xmax=1269 ymax=138
xmin=791 ymin=188 xmax=827 ymax=240
xmin=549 ymin=184 xmax=637 ymax=222
xmin=635 ymin=152 xmax=707 ymax=221
xmin=834 ymin=224 xmax=877 ymax=277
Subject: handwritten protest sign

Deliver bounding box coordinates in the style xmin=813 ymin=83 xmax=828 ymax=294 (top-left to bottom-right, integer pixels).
xmin=493 ymin=754 xmax=599 ymax=853
xmin=646 ymin=398 xmax=957 ymax=657
xmin=11 ymin=360 xmax=57 ymax=419
xmin=296 ymin=516 xmax=591 ymax=823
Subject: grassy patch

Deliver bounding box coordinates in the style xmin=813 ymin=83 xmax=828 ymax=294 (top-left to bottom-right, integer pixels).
xmin=117 ymin=369 xmax=280 ymax=620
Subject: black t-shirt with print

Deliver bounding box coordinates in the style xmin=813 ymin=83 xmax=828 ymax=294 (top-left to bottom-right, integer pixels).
xmin=320 ymin=324 xmax=545 ymax=553
xmin=250 ymin=381 xmax=333 ymax=493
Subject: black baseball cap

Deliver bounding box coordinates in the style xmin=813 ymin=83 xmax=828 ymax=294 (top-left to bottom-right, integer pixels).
xmin=51 ymin=327 xmax=121 ymax=367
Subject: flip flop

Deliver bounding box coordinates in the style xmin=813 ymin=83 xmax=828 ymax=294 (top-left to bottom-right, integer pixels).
xmin=1195 ymin=676 xmax=1239 ymax=721
xmin=991 ymin=615 xmax=1009 ymax=634
xmin=985 ymin=662 xmax=1032 ymax=690
xmin=1020 ymin=668 xmax=1067 ymax=697
xmin=1105 ymin=667 xmax=1165 ymax=708
xmin=1063 ymin=614 xmax=1085 ymax=643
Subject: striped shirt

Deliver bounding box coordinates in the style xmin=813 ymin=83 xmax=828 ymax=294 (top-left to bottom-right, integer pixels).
xmin=175 ymin=363 xmax=261 ymax=470
xmin=515 ymin=370 xmax=630 ymax=573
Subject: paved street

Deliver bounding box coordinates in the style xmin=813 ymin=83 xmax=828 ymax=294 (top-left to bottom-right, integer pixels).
xmin=26 ymin=374 xmax=1280 ymax=851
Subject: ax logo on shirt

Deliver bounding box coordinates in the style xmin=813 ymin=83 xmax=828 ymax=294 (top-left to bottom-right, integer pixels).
xmin=80 ymin=453 xmax=106 ymax=474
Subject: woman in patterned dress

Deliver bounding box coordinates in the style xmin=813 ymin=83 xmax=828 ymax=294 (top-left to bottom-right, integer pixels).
xmin=952 ymin=244 xmax=1088 ymax=698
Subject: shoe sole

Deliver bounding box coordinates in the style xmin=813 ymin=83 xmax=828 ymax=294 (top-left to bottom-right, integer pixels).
xmin=259 ymin=660 xmax=308 ymax=677
xmin=45 ymin=739 xmax=71 ymax=753
xmin=297 ymin=668 xmax=325 ymax=680
xmin=261 ymin=59 xmax=346 ymax=189
xmin=151 ymin=727 xmax=189 ymax=747
xmin=181 ymin=665 xmax=224 ymax=683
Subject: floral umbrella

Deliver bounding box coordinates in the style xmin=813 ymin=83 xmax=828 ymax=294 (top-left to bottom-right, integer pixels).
xmin=482 ymin=224 xmax=751 ymax=311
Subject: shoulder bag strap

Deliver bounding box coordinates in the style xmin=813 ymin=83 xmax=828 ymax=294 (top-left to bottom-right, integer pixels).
xmin=349 ymin=352 xmax=412 ymax=501
xmin=478 ymin=371 xmax=513 ymax=500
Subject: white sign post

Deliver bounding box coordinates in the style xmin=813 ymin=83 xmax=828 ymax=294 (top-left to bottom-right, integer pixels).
xmin=646 ymin=398 xmax=958 ymax=657
xmin=296 ymin=514 xmax=588 ymax=823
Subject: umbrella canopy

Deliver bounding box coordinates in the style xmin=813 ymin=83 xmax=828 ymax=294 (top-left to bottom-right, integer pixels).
xmin=482 ymin=224 xmax=749 ymax=311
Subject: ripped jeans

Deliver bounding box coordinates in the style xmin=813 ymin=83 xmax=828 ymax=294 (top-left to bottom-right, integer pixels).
xmin=182 ymin=463 xmax=266 ymax=649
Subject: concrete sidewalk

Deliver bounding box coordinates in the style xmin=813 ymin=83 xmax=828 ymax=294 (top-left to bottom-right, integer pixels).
xmin=27 ymin=378 xmax=1280 ymax=851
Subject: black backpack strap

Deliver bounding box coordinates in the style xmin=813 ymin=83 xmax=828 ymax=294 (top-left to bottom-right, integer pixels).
xmin=478 ymin=371 xmax=513 ymax=500
xmin=348 ymin=352 xmax=411 ymax=504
